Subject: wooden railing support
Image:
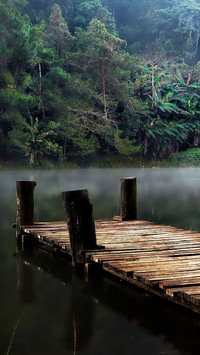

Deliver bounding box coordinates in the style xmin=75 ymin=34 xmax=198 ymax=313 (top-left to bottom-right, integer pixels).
xmin=120 ymin=177 xmax=137 ymax=221
xmin=61 ymin=189 xmax=104 ymax=267
xmin=16 ymin=181 xmax=36 ymax=237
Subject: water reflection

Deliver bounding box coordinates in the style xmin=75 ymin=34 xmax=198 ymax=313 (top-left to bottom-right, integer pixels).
xmin=1 ymin=168 xmax=200 ymax=354
xmin=65 ymin=273 xmax=94 ymax=352
xmin=17 ymin=252 xmax=37 ymax=303
xmin=16 ymin=246 xmax=95 ymax=354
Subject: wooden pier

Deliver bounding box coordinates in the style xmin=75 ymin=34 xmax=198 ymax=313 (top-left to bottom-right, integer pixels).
xmin=15 ymin=179 xmax=200 ymax=314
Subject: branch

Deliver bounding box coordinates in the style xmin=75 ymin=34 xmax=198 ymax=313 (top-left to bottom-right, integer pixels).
xmin=67 ymin=107 xmax=118 ymax=132
xmin=68 ymin=107 xmax=102 ymax=119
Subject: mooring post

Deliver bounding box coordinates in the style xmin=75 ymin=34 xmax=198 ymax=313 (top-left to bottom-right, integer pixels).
xmin=16 ymin=181 xmax=36 ymax=238
xmin=120 ymin=177 xmax=137 ymax=221
xmin=61 ymin=189 xmax=103 ymax=267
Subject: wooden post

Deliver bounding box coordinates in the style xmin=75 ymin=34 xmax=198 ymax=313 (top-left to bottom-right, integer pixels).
xmin=16 ymin=181 xmax=36 ymax=237
xmin=120 ymin=177 xmax=137 ymax=221
xmin=61 ymin=189 xmax=104 ymax=267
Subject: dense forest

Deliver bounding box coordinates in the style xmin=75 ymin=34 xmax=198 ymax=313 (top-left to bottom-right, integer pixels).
xmin=1 ymin=0 xmax=200 ymax=166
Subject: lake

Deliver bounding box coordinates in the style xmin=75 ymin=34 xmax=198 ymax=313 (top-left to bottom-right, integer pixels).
xmin=1 ymin=168 xmax=200 ymax=355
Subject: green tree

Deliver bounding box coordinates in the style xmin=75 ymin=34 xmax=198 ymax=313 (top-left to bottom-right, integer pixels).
xmin=131 ymin=58 xmax=200 ymax=157
xmin=104 ymin=0 xmax=200 ymax=61
xmin=45 ymin=4 xmax=73 ymax=58
xmin=26 ymin=0 xmax=73 ymax=25
xmin=0 ymin=0 xmax=33 ymax=159
xmin=74 ymin=0 xmax=116 ymax=33
xmin=63 ymin=18 xmax=138 ymax=155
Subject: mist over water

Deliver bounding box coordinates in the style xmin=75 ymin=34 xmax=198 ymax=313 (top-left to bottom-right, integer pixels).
xmin=1 ymin=168 xmax=200 ymax=355
xmin=2 ymin=167 xmax=200 ymax=226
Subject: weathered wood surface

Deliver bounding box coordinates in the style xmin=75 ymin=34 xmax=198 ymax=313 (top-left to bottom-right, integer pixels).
xmin=61 ymin=189 xmax=104 ymax=266
xmin=22 ymin=219 xmax=200 ymax=313
xmin=16 ymin=181 xmax=36 ymax=236
xmin=120 ymin=177 xmax=137 ymax=220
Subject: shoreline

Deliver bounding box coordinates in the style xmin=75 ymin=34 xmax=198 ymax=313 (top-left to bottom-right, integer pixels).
xmin=1 ymin=148 xmax=200 ymax=170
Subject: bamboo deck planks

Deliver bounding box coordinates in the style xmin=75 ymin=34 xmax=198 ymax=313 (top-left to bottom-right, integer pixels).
xmin=22 ymin=219 xmax=200 ymax=313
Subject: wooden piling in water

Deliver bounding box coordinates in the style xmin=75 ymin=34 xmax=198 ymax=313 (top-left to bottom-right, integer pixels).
xmin=120 ymin=177 xmax=137 ymax=221
xmin=61 ymin=189 xmax=104 ymax=267
xmin=16 ymin=181 xmax=36 ymax=237
xmin=15 ymin=178 xmax=200 ymax=314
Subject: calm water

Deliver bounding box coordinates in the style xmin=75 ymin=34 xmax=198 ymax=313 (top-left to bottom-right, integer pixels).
xmin=1 ymin=168 xmax=200 ymax=355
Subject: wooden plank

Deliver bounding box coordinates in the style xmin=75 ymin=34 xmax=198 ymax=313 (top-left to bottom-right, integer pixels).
xmin=134 ymin=268 xmax=200 ymax=280
xmin=159 ymin=278 xmax=200 ymax=289
xmin=95 ymin=233 xmax=200 ymax=241
xmin=98 ymin=243 xmax=200 ymax=248
xmin=96 ymin=235 xmax=200 ymax=242
xmin=102 ymin=257 xmax=200 ymax=267
xmin=103 ymin=265 xmax=200 ymax=282
xmin=96 ymin=224 xmax=196 ymax=233
xmin=136 ymin=271 xmax=200 ymax=285
xmin=89 ymin=248 xmax=200 ymax=262
xmin=19 ymin=218 xmax=200 ymax=313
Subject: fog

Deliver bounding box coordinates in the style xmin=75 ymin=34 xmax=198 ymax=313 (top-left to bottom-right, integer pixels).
xmin=1 ymin=167 xmax=200 ymax=227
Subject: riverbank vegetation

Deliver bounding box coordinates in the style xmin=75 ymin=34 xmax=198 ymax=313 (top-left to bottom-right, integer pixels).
xmin=1 ymin=0 xmax=200 ymax=167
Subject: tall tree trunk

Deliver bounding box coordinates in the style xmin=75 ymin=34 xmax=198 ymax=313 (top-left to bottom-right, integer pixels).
xmin=38 ymin=63 xmax=45 ymax=119
xmin=102 ymin=62 xmax=108 ymax=120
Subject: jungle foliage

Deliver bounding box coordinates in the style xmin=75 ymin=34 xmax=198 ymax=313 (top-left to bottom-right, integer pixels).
xmin=1 ymin=0 xmax=200 ymax=165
